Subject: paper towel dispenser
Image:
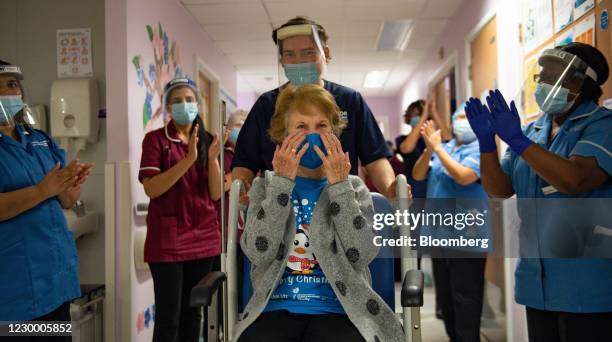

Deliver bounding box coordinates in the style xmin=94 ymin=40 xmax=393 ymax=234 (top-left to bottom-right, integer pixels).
xmin=50 ymin=78 xmax=99 ymax=159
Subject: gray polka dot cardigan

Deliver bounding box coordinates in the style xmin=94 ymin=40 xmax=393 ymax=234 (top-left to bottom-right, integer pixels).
xmin=234 ymin=171 xmax=404 ymax=342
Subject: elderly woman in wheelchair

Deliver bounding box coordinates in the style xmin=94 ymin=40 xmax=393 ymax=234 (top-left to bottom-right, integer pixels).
xmin=232 ymin=84 xmax=404 ymax=342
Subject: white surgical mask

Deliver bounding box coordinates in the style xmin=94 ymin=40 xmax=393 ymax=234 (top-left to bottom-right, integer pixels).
xmin=453 ymin=119 xmax=477 ymax=143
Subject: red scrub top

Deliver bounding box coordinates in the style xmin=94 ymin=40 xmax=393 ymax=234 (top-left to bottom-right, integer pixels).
xmin=138 ymin=123 xmax=221 ymax=262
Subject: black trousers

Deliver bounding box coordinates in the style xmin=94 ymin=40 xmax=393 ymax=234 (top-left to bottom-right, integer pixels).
xmin=526 ymin=307 xmax=612 ymax=342
xmin=149 ymin=257 xmax=215 ymax=342
xmin=432 ymin=255 xmax=486 ymax=342
xmin=238 ymin=310 xmax=365 ymax=342
xmin=13 ymin=302 xmax=71 ymax=342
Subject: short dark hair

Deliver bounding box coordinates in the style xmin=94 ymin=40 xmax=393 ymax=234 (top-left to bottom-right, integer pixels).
xmin=404 ymin=100 xmax=425 ymax=117
xmin=556 ymin=42 xmax=609 ymax=103
xmin=272 ymin=16 xmax=329 ymax=50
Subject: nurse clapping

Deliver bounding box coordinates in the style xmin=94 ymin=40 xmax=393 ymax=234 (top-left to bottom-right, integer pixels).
xmin=138 ymin=78 xmax=223 ymax=342
xmin=0 ymin=60 xmax=93 ymax=337
xmin=465 ymin=43 xmax=612 ymax=342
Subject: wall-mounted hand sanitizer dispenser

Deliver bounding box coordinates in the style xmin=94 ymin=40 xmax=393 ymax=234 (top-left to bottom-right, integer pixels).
xmin=50 ymin=78 xmax=99 ymax=160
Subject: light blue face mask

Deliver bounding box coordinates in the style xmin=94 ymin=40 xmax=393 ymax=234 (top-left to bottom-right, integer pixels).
xmin=409 ymin=116 xmax=420 ymax=127
xmin=283 ymin=63 xmax=320 ymax=85
xmin=171 ymin=102 xmax=199 ymax=125
xmin=534 ymin=83 xmax=576 ymax=114
xmin=0 ymin=95 xmax=25 ymax=119
xmin=453 ymin=119 xmax=477 ymax=143
xmin=299 ymin=133 xmax=326 ymax=169
xmin=228 ymin=127 xmax=240 ymax=145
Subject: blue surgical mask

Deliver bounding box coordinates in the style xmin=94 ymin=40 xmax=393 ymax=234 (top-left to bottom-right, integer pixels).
xmin=0 ymin=95 xmax=25 ymax=119
xmin=171 ymin=102 xmax=199 ymax=125
xmin=453 ymin=119 xmax=477 ymax=143
xmin=409 ymin=116 xmax=420 ymax=127
xmin=284 ymin=63 xmax=320 ymax=85
xmin=299 ymin=133 xmax=326 ymax=169
xmin=228 ymin=127 xmax=240 ymax=145
xmin=534 ymin=83 xmax=575 ymax=114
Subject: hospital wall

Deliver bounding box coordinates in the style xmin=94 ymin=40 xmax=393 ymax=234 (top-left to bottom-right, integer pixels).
xmin=0 ymin=0 xmax=107 ymax=285
xmin=397 ymin=0 xmax=526 ymax=340
xmin=363 ymin=95 xmax=402 ymax=142
xmin=105 ymin=0 xmax=239 ymax=340
xmin=399 ymin=0 xmax=522 ymax=115
xmin=236 ymin=73 xmax=259 ymax=112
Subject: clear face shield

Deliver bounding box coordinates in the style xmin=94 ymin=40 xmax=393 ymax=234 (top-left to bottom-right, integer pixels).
xmin=522 ymin=49 xmax=595 ymax=116
xmin=276 ymin=24 xmax=327 ymax=87
xmin=0 ymin=65 xmax=37 ymax=128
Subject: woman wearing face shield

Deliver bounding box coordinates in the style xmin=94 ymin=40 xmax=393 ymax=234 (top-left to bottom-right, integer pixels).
xmin=465 ymin=42 xmax=612 ymax=341
xmin=0 ymin=60 xmax=93 ymax=337
xmin=138 ymin=78 xmax=224 ymax=342
xmin=412 ymin=104 xmax=489 ymax=342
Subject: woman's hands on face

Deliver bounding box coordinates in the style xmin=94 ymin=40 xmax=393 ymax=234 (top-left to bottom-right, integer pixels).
xmin=420 ymin=120 xmax=442 ymax=153
xmin=314 ymin=132 xmax=350 ymax=185
xmin=272 ymin=131 xmax=308 ymax=181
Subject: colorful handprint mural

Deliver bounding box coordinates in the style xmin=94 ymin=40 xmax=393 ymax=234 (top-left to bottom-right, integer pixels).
xmin=132 ymin=22 xmax=184 ymax=132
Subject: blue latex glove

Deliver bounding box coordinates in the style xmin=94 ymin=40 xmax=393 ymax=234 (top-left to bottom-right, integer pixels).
xmin=464 ymin=98 xmax=496 ymax=153
xmin=486 ymin=89 xmax=533 ymax=155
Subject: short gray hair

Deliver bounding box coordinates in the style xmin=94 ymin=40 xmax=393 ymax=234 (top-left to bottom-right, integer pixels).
xmin=228 ymin=109 xmax=248 ymax=126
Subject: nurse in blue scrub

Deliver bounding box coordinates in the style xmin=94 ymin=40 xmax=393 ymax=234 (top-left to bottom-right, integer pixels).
xmin=412 ymin=105 xmax=489 ymax=342
xmin=0 ymin=60 xmax=93 ymax=336
xmin=465 ymin=43 xmax=612 ymax=342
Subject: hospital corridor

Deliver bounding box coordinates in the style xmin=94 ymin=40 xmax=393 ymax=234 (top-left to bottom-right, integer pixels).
xmin=1 ymin=0 xmax=611 ymax=341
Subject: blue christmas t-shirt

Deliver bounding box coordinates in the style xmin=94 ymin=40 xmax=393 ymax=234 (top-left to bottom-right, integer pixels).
xmin=264 ymin=176 xmax=345 ymax=314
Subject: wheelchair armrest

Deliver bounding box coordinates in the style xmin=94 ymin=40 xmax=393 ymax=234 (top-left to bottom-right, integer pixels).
xmin=401 ymin=269 xmax=424 ymax=307
xmin=189 ymin=271 xmax=227 ymax=308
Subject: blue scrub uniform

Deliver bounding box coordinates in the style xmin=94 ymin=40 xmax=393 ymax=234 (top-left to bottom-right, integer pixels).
xmin=0 ymin=125 xmax=80 ymax=320
xmin=421 ymin=139 xmax=491 ymax=253
xmin=231 ymin=80 xmax=391 ymax=175
xmin=501 ymin=101 xmax=612 ymax=313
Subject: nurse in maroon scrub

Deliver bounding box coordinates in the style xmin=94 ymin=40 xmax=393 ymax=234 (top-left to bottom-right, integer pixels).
xmin=138 ymin=78 xmax=223 ymax=342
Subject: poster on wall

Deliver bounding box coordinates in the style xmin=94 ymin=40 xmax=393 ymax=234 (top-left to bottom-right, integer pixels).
xmin=523 ymin=0 xmax=554 ymax=53
xmin=56 ymin=28 xmax=93 ymax=78
xmin=555 ymin=0 xmax=574 ymax=33
xmin=132 ymin=22 xmax=184 ymax=133
xmin=574 ymin=13 xmax=596 ymax=46
xmin=523 ymin=55 xmax=541 ymax=119
xmin=555 ymin=29 xmax=575 ymax=46
xmin=574 ymin=0 xmax=595 ymax=21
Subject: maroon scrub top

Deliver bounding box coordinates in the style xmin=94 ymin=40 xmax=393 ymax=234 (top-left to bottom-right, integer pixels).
xmin=139 ymin=123 xmax=221 ymax=262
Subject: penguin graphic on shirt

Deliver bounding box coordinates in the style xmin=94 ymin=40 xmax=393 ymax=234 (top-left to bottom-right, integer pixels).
xmin=287 ymin=226 xmax=318 ymax=274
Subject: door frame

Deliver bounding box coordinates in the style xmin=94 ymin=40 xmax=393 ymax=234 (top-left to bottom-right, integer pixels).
xmin=195 ymin=56 xmax=221 ymax=134
xmin=464 ymin=10 xmax=497 ymax=99
xmin=427 ymin=50 xmax=458 ymax=95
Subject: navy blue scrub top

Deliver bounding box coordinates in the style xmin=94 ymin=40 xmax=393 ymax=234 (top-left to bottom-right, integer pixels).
xmin=395 ymin=135 xmax=428 ymax=198
xmin=0 ymin=125 xmax=80 ymax=320
xmin=231 ymin=80 xmax=391 ymax=175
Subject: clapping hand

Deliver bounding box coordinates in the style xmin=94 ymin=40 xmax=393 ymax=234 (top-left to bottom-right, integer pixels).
xmin=420 ymin=120 xmax=442 ymax=153
xmin=464 ymin=97 xmax=496 ymax=153
xmin=485 ymin=89 xmax=532 ymax=155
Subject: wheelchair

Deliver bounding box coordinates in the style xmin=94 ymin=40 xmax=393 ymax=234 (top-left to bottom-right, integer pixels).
xmin=190 ymin=175 xmax=424 ymax=342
